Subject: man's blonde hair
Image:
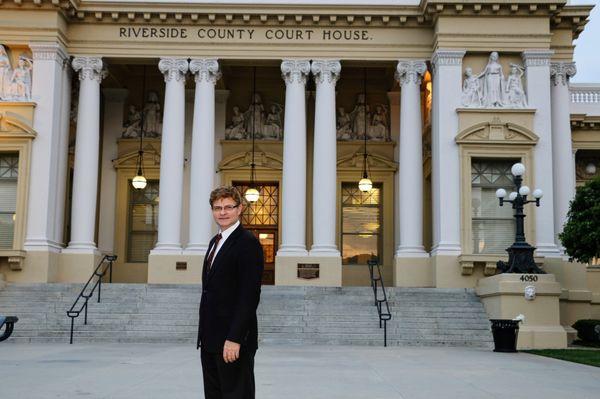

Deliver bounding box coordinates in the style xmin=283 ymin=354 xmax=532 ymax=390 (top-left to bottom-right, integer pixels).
xmin=209 ymin=186 xmax=243 ymax=207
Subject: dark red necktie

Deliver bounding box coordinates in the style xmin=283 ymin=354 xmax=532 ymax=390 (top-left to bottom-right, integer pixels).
xmin=206 ymin=233 xmax=222 ymax=270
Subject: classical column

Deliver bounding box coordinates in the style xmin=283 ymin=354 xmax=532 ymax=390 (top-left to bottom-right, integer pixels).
xmin=310 ymin=60 xmax=341 ymax=256
xmin=522 ymin=50 xmax=560 ymax=256
xmin=53 ymin=55 xmax=72 ymax=246
xmin=279 ymin=59 xmax=311 ymax=256
xmin=550 ymin=62 xmax=577 ymax=249
xmin=24 ymin=43 xmax=70 ymax=252
xmin=66 ymin=57 xmax=106 ymax=251
xmin=395 ymin=60 xmax=428 ymax=256
xmin=152 ymin=57 xmax=188 ymax=253
xmin=186 ymin=58 xmax=221 ymax=252
xmin=430 ymin=50 xmax=465 ymax=256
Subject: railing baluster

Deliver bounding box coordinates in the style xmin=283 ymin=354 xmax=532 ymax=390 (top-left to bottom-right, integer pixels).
xmin=368 ymin=259 xmax=392 ymax=347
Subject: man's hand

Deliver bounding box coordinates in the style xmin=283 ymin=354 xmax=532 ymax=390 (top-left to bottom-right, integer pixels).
xmin=223 ymin=340 xmax=240 ymax=363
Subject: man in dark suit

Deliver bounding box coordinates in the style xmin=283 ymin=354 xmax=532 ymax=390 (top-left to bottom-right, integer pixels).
xmin=197 ymin=186 xmax=264 ymax=399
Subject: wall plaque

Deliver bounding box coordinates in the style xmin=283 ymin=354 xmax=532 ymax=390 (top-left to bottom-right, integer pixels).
xmin=176 ymin=261 xmax=187 ymax=270
xmin=298 ymin=263 xmax=319 ymax=279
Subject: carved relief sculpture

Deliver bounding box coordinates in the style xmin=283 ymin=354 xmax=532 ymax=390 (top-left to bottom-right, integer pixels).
xmin=336 ymin=94 xmax=389 ymax=141
xmin=143 ymin=91 xmax=162 ymax=137
xmin=0 ymin=48 xmax=33 ymax=102
xmin=462 ymin=51 xmax=528 ymax=109
xmin=0 ymin=45 xmax=12 ymax=100
xmin=225 ymin=94 xmax=284 ymax=140
xmin=122 ymin=105 xmax=142 ymax=138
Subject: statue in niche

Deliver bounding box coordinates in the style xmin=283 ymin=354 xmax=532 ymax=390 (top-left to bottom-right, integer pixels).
xmin=369 ymin=104 xmax=389 ymax=141
xmin=6 ymin=54 xmax=33 ymax=101
xmin=478 ymin=52 xmax=505 ymax=108
xmin=122 ymin=105 xmax=142 ymax=138
xmin=461 ymin=67 xmax=482 ymax=107
xmin=143 ymin=91 xmax=162 ymax=137
xmin=350 ymin=93 xmax=368 ymax=138
xmin=263 ymin=104 xmax=283 ymax=140
xmin=225 ymin=106 xmax=247 ymax=140
xmin=336 ymin=107 xmax=353 ymax=140
xmin=244 ymin=93 xmax=265 ymax=138
xmin=505 ymin=64 xmax=527 ymax=108
xmin=0 ymin=45 xmax=12 ymax=100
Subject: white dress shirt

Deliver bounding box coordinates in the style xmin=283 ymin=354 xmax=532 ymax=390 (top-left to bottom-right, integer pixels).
xmin=209 ymin=220 xmax=240 ymax=266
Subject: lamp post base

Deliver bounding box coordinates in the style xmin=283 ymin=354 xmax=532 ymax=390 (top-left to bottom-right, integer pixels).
xmin=497 ymin=243 xmax=545 ymax=274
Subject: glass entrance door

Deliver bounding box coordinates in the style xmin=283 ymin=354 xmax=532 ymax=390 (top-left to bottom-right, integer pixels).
xmin=233 ymin=182 xmax=279 ymax=285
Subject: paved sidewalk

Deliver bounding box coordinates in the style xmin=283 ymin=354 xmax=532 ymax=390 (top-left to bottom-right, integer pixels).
xmin=1 ymin=344 xmax=599 ymax=398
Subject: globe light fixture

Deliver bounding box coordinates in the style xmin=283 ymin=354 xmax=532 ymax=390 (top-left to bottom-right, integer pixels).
xmin=244 ymin=66 xmax=260 ymax=203
xmin=533 ymin=189 xmax=543 ymax=199
xmin=518 ymin=185 xmax=530 ymax=196
xmin=586 ymin=162 xmax=597 ymax=175
xmin=244 ymin=187 xmax=260 ymax=203
xmin=508 ymin=191 xmax=518 ymax=201
xmin=511 ymin=162 xmax=525 ymax=177
xmin=358 ymin=67 xmax=372 ymax=192
xmin=131 ymin=65 xmax=148 ymax=190
xmin=495 ymin=188 xmax=507 ymax=199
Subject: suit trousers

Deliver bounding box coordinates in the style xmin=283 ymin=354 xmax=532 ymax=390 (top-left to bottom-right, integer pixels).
xmin=201 ymin=347 xmax=256 ymax=399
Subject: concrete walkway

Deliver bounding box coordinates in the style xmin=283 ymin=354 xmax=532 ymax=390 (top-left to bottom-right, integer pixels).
xmin=1 ymin=344 xmax=599 ymax=398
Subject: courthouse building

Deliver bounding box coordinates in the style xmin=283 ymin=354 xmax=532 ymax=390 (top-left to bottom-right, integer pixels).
xmin=0 ymin=0 xmax=599 ymax=345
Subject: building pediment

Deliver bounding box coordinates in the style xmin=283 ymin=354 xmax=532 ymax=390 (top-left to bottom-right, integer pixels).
xmin=112 ymin=144 xmax=161 ymax=169
xmin=0 ymin=110 xmax=36 ymax=138
xmin=337 ymin=151 xmax=397 ymax=171
xmin=456 ymin=117 xmax=538 ymax=145
xmin=219 ymin=151 xmax=283 ymax=171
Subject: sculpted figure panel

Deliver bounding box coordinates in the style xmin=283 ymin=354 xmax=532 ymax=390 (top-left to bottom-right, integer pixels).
xmin=0 ymin=46 xmax=33 ymax=102
xmin=461 ymin=52 xmax=528 ymax=109
xmin=121 ymin=91 xmax=162 ymax=139
xmin=337 ymin=93 xmax=389 ymax=141
xmin=225 ymin=93 xmax=284 ymax=140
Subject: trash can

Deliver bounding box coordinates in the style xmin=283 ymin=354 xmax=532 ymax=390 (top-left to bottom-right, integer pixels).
xmin=490 ymin=319 xmax=520 ymax=352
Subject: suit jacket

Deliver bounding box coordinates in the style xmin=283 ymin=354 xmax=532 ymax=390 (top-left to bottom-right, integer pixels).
xmin=197 ymin=224 xmax=264 ymax=353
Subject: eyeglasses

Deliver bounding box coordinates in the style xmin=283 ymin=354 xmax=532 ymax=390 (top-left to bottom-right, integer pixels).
xmin=212 ymin=204 xmax=239 ymax=212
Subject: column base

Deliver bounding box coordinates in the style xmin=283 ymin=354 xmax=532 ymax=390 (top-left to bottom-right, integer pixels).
xmin=476 ymin=273 xmax=567 ymax=349
xmin=150 ymin=244 xmax=183 ymax=254
xmin=57 ymin=250 xmax=103 ymax=283
xmin=309 ymin=245 xmax=340 ymax=257
xmin=183 ymin=244 xmax=209 ymax=253
xmin=64 ymin=242 xmax=98 ymax=252
xmin=275 ymin=255 xmax=342 ymax=286
xmin=393 ymin=255 xmax=432 ymax=287
xmin=277 ymin=245 xmax=308 ymax=257
xmin=534 ymin=243 xmax=562 ymax=258
xmin=147 ymin=252 xmax=203 ymax=284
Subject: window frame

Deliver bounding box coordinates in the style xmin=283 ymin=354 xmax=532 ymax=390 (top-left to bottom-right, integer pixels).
xmin=126 ymin=179 xmax=159 ymax=263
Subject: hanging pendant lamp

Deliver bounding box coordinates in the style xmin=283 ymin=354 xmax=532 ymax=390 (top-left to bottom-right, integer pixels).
xmin=358 ymin=67 xmax=372 ymax=192
xmin=245 ymin=67 xmax=260 ymax=203
xmin=132 ymin=65 xmax=148 ymax=190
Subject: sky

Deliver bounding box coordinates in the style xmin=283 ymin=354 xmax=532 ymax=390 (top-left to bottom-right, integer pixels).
xmin=572 ymin=0 xmax=600 ymax=83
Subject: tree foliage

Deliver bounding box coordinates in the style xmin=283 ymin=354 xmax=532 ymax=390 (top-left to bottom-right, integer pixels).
xmin=559 ymin=176 xmax=600 ymax=264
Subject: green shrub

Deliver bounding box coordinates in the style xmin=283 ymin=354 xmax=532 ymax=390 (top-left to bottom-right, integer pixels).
xmin=572 ymin=319 xmax=600 ymax=343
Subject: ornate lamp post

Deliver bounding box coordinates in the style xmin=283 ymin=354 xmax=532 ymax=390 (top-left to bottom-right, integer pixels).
xmin=495 ymin=162 xmax=545 ymax=274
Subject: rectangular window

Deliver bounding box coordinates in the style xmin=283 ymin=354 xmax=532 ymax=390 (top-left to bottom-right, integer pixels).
xmin=127 ymin=180 xmax=159 ymax=262
xmin=471 ymin=159 xmax=515 ymax=254
xmin=341 ymin=183 xmax=382 ymax=265
xmin=0 ymin=153 xmax=19 ymax=249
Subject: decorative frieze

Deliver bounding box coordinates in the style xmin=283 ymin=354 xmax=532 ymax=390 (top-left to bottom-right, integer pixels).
xmin=158 ymin=57 xmax=188 ymax=83
xmin=281 ymin=59 xmax=310 ymax=85
xmin=550 ymin=62 xmax=576 ymax=87
xmin=189 ymin=58 xmax=221 ymax=84
xmin=310 ymin=59 xmax=341 ymax=85
xmin=72 ymin=56 xmax=106 ymax=83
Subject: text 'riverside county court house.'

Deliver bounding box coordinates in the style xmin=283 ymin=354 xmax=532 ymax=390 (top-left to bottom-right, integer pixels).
xmin=0 ymin=0 xmax=599 ymax=349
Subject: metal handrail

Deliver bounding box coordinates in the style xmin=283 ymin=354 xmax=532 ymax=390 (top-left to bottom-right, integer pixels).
xmin=367 ymin=259 xmax=392 ymax=347
xmin=66 ymin=254 xmax=117 ymax=344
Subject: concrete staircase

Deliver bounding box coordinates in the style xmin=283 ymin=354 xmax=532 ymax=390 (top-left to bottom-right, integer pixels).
xmin=0 ymin=283 xmax=493 ymax=347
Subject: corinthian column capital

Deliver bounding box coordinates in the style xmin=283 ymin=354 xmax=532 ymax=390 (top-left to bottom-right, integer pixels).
xmin=72 ymin=57 xmax=106 ymax=83
xmin=311 ymin=59 xmax=341 ymax=85
xmin=395 ymin=60 xmax=427 ymax=86
xmin=189 ymin=58 xmax=221 ymax=85
xmin=158 ymin=57 xmax=189 ymax=83
xmin=550 ymin=62 xmax=577 ymax=86
xmin=281 ymin=59 xmax=311 ymax=85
